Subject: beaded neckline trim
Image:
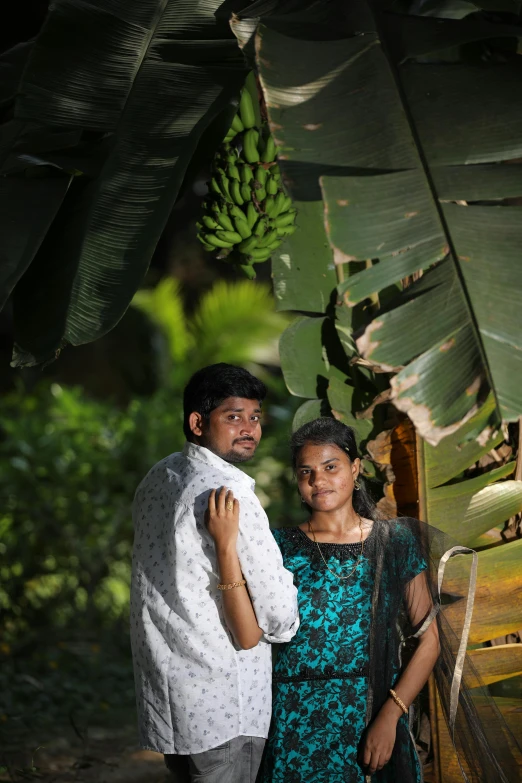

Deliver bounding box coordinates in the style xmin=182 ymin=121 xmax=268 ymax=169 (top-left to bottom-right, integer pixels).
xmin=295 ymin=524 xmax=374 ymax=552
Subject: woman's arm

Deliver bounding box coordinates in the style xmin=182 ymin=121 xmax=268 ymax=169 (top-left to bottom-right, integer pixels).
xmin=362 ymin=571 xmax=440 ymax=775
xmin=207 ymin=487 xmax=263 ymax=650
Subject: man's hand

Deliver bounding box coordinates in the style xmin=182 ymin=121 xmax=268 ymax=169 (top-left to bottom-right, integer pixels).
xmin=206 ymin=487 xmax=240 ymax=552
xmin=360 ymin=700 xmax=402 ymax=774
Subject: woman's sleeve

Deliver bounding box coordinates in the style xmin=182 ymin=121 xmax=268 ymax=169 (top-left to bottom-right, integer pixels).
xmin=398 ymin=520 xmax=428 ymax=585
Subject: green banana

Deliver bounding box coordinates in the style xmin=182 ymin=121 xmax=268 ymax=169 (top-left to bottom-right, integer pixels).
xmin=202 ymin=215 xmax=220 ymax=230
xmin=266 ymin=176 xmax=278 ymax=196
xmin=267 ymin=237 xmax=283 ymax=250
xmin=218 ymin=173 xmax=231 ymax=199
xmin=261 ymin=136 xmax=276 ymax=163
xmin=274 ymin=210 xmax=296 ymax=228
xmin=239 ymin=88 xmax=256 ymax=129
xmin=210 ymin=177 xmax=222 ymax=196
xmin=248 ymin=247 xmax=273 ymax=261
xmin=234 ymin=217 xmax=252 ymax=239
xmin=272 ymin=192 xmax=286 ymax=217
xmin=258 ymin=228 xmax=278 ymax=248
xmin=231 ymin=114 xmax=244 ymax=133
xmin=238 ymin=236 xmax=258 ymax=253
xmin=240 ymin=165 xmax=253 ymax=184
xmin=227 ymin=164 xmax=240 ymax=181
xmin=255 ymin=166 xmax=267 ymax=186
xmin=281 ymin=195 xmax=293 ymax=212
xmin=243 ymin=129 xmax=260 ymax=164
xmin=197 ymin=233 xmax=215 ymax=251
xmin=264 ymin=197 xmax=276 ymax=217
xmin=215 ymin=212 xmax=235 ymax=232
xmin=204 ymin=233 xmax=234 ymax=248
xmin=216 ymin=229 xmax=243 ymax=243
xmin=255 ymin=186 xmax=266 ymax=202
xmin=276 ymin=224 xmax=297 ymax=237
xmin=229 ymin=205 xmax=248 ymax=223
xmin=254 ymin=217 xmax=268 ymax=237
xmin=230 ymin=180 xmax=244 ymax=206
xmin=246 ymin=202 xmax=258 ymax=229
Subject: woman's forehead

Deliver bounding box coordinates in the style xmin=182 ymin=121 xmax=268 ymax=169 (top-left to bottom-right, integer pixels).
xmin=297 ymin=442 xmax=348 ymax=465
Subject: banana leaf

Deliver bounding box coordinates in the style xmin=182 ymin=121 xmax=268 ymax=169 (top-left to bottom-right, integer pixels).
xmin=468 ymin=645 xmax=522 ymax=687
xmin=443 ymin=537 xmax=522 ymax=644
xmin=1 ymin=0 xmax=247 ymax=366
xmin=249 ymin=6 xmax=522 ymax=445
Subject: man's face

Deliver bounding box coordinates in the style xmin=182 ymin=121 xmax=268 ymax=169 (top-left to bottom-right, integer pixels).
xmin=189 ymin=397 xmax=262 ymax=463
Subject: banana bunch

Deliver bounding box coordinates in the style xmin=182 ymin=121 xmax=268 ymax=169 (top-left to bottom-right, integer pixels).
xmin=197 ymin=83 xmax=297 ymax=278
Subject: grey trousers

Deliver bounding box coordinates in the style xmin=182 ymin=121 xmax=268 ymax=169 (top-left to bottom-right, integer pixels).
xmin=164 ymin=736 xmax=265 ymax=783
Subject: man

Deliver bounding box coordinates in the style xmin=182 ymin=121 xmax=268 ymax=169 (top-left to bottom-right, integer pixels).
xmin=130 ymin=363 xmax=299 ymax=783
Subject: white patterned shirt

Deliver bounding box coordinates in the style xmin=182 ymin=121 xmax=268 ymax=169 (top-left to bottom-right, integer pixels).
xmin=130 ymin=442 xmax=299 ymax=754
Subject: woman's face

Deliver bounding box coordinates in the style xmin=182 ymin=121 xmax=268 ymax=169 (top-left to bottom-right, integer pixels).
xmin=296 ymin=442 xmax=360 ymax=513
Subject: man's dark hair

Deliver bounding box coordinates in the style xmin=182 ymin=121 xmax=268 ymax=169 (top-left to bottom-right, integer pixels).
xmin=183 ymin=363 xmax=267 ymax=440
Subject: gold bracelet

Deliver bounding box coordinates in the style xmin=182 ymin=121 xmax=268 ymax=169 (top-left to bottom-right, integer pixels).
xmin=389 ymin=689 xmax=408 ymax=714
xmin=217 ymin=579 xmax=246 ymax=591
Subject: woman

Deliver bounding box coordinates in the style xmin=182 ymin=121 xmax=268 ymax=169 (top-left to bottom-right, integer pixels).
xmin=207 ymin=417 xmax=520 ymax=782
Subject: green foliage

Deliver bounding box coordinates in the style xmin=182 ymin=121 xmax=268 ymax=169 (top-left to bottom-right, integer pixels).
xmin=133 ymin=278 xmax=288 ymax=374
xmin=422 ymin=410 xmax=522 ymax=549
xmin=0 ymin=276 xmax=302 ymax=740
xmin=0 ymin=280 xmax=298 ymax=651
xmin=0 ymin=384 xmax=143 ymax=643
xmin=0 ymin=0 xmax=247 ymax=367
xmin=0 ymin=636 xmax=136 ymax=744
xmin=245 ymin=3 xmax=522 ymax=446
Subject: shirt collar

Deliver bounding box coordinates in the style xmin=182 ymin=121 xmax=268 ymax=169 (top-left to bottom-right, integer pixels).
xmin=183 ymin=442 xmax=255 ymax=490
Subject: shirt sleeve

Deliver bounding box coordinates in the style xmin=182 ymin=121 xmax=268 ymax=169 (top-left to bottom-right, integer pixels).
xmin=235 ymin=494 xmax=300 ymax=644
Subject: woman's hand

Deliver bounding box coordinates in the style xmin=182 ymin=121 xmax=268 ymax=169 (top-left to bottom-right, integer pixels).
xmin=206 ymin=487 xmax=240 ymax=552
xmin=360 ymin=701 xmax=401 ymax=774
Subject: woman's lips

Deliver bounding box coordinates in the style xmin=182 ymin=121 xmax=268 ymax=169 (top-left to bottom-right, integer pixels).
xmin=312 ymin=490 xmax=333 ymax=497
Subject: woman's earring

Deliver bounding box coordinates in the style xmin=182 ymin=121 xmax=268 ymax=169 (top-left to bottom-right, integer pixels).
xmin=354 ymin=479 xmax=361 ymax=490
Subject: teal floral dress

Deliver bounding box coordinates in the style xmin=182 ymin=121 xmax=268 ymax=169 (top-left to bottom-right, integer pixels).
xmin=260 ymin=523 xmax=426 ymax=783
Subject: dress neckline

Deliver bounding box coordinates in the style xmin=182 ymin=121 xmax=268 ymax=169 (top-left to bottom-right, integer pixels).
xmin=295 ymin=522 xmax=375 ymax=550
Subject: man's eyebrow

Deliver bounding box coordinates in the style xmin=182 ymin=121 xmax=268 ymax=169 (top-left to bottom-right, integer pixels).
xmin=297 ymin=457 xmax=340 ymax=468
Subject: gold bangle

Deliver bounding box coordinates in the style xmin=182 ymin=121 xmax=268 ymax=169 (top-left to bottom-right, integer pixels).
xmin=217 ymin=579 xmax=246 ymax=591
xmin=389 ymin=689 xmax=408 ymax=714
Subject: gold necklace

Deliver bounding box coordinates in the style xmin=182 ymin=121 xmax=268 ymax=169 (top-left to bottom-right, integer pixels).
xmin=307 ymin=515 xmax=365 ymax=580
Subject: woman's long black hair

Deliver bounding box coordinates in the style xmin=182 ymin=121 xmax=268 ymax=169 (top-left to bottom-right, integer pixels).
xmin=290 ymin=417 xmax=379 ymax=520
